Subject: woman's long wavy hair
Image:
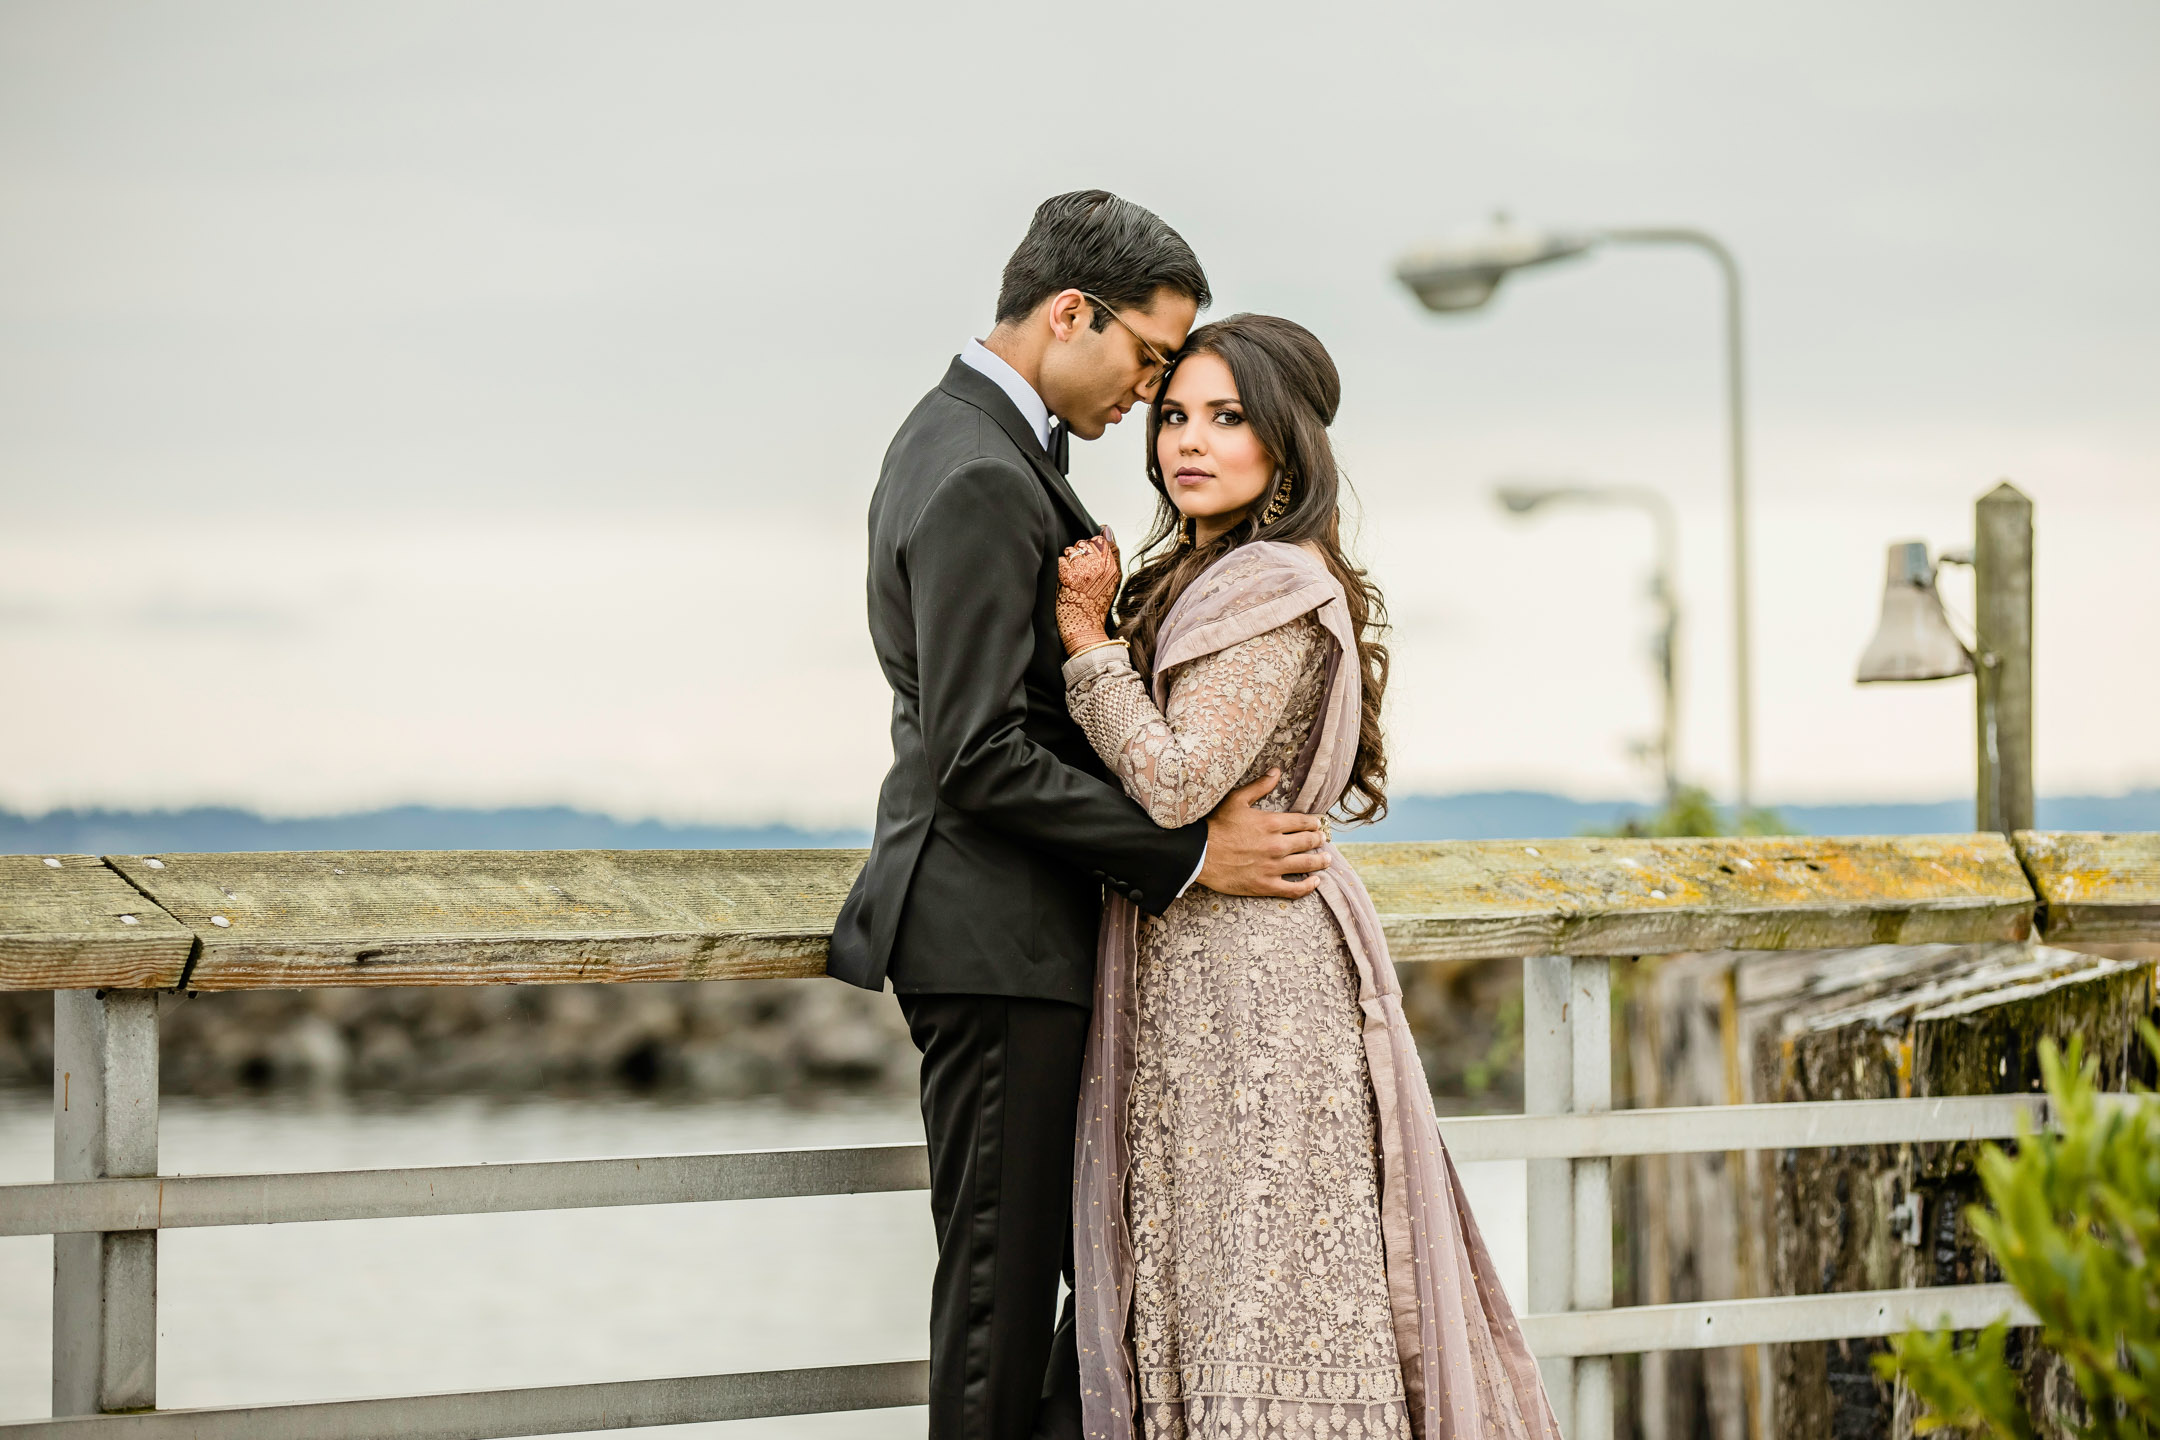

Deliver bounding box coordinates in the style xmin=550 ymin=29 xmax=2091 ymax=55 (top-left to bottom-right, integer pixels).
xmin=1116 ymin=313 xmax=1391 ymax=824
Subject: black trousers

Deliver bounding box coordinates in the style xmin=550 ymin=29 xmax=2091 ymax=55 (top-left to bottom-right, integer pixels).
xmin=900 ymin=992 xmax=1089 ymax=1440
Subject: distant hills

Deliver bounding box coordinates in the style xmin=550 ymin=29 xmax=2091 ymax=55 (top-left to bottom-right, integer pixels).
xmin=0 ymin=805 xmax=869 ymax=855
xmin=1352 ymin=789 xmax=2160 ymax=841
xmin=4 ymin=790 xmax=2155 ymax=854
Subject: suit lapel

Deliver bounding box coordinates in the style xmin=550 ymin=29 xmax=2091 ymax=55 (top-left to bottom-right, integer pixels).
xmin=938 ymin=358 xmax=1098 ymax=535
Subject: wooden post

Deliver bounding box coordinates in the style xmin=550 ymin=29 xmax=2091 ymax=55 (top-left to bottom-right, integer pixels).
xmin=1974 ymin=482 xmax=2034 ymax=834
xmin=52 ymin=989 xmax=159 ymax=1417
xmin=1571 ymin=958 xmax=1615 ymax=1440
xmin=1524 ymin=954 xmax=1577 ymax=1434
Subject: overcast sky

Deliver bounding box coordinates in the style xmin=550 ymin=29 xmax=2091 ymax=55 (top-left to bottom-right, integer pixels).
xmin=3 ymin=1 xmax=2156 ymax=825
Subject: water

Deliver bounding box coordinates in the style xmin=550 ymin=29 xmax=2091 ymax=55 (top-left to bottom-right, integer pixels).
xmin=0 ymin=1091 xmax=1526 ymax=1435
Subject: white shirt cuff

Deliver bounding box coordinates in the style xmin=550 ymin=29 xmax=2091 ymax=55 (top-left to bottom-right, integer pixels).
xmin=1176 ymin=843 xmax=1206 ymax=899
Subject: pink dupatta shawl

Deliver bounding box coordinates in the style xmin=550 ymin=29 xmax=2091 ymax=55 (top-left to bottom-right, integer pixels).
xmin=1072 ymin=541 xmax=1560 ymax=1440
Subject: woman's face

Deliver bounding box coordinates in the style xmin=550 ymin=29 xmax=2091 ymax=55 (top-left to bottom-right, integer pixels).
xmin=1154 ymin=351 xmax=1273 ymax=543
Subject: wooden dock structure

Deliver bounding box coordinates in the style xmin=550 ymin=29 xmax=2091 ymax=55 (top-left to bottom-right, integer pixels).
xmin=2 ymin=830 xmax=2155 ymax=1439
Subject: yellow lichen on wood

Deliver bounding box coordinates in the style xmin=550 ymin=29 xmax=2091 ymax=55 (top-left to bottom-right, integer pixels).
xmin=0 ymin=834 xmax=2120 ymax=992
xmin=103 ymin=849 xmax=864 ymax=989
xmin=2013 ymin=830 xmax=2160 ymax=943
xmin=0 ymin=853 xmax=195 ymax=990
xmin=1344 ymin=834 xmax=2035 ymax=963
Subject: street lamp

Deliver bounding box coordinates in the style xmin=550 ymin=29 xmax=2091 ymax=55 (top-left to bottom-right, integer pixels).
xmin=1855 ymin=542 xmax=1973 ymax=684
xmin=1855 ymin=483 xmax=2034 ymax=834
xmin=1397 ymin=215 xmax=1755 ymax=819
xmin=1497 ymin=482 xmax=1681 ymax=806
xmin=1396 ymin=220 xmax=1600 ymax=311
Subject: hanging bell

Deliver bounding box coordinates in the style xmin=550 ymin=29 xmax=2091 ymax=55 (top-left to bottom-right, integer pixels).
xmin=1856 ymin=541 xmax=1974 ymax=683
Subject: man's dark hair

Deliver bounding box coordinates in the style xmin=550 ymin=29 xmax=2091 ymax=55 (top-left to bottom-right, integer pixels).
xmin=994 ymin=190 xmax=1211 ymax=330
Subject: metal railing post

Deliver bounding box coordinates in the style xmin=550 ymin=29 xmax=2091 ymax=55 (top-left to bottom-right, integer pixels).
xmin=52 ymin=989 xmax=160 ymax=1417
xmin=1523 ymin=954 xmax=1576 ymax=1433
xmin=1571 ymin=957 xmax=1615 ymax=1440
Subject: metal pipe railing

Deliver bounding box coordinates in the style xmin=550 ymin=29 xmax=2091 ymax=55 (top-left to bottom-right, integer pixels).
xmin=0 ymin=1360 xmax=931 ymax=1440
xmin=0 ymin=1094 xmax=2064 ymax=1238
xmin=6 ymin=1017 xmax=2117 ymax=1439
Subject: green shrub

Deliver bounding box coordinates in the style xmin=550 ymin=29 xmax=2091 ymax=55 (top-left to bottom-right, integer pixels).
xmin=1583 ymin=783 xmax=1790 ymax=838
xmin=1875 ymin=1023 xmax=2160 ymax=1438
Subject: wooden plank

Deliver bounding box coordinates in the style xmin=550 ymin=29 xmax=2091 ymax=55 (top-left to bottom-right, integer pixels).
xmin=2014 ymin=830 xmax=2160 ymax=944
xmin=1344 ymin=833 xmax=2035 ymax=963
xmin=105 ymin=849 xmax=863 ymax=990
xmin=0 ymin=855 xmax=193 ymax=991
xmin=86 ymin=835 xmax=2047 ymax=990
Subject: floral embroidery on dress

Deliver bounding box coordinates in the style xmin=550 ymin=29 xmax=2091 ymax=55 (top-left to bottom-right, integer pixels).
xmin=1067 ymin=614 xmax=1411 ymax=1440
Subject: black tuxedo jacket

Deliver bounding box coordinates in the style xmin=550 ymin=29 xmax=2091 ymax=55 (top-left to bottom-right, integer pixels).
xmin=828 ymin=358 xmax=1208 ymax=1006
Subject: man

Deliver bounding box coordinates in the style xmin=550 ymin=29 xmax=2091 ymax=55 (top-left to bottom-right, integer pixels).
xmin=829 ymin=190 xmax=1329 ymax=1440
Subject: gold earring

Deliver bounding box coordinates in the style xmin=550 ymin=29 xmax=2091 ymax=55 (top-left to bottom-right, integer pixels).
xmin=1178 ymin=515 xmax=1198 ymax=548
xmin=1259 ymin=469 xmax=1295 ymax=527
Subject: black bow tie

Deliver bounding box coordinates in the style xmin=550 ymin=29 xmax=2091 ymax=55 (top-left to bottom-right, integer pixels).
xmin=1048 ymin=420 xmax=1069 ymax=477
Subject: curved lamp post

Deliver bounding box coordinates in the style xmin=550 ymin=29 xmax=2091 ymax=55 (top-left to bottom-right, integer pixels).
xmin=1397 ymin=217 xmax=1755 ymax=819
xmin=1497 ymin=482 xmax=1681 ymax=807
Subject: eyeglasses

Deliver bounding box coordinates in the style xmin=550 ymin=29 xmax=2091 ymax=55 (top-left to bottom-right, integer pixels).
xmin=1078 ymin=291 xmax=1174 ymax=388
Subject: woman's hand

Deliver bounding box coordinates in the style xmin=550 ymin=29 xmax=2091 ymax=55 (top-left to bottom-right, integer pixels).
xmin=1057 ymin=529 xmax=1122 ymax=656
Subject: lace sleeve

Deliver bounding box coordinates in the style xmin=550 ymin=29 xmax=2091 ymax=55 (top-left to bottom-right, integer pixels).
xmin=1063 ymin=617 xmax=1323 ymax=828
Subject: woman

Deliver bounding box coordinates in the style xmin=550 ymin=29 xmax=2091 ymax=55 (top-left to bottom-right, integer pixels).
xmin=1055 ymin=314 xmax=1558 ymax=1440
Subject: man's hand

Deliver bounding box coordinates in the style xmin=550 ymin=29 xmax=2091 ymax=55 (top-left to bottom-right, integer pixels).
xmin=1198 ymin=771 xmax=1330 ymax=898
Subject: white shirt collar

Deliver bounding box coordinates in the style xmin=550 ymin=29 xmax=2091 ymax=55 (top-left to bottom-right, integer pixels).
xmin=959 ymin=339 xmax=1054 ymax=452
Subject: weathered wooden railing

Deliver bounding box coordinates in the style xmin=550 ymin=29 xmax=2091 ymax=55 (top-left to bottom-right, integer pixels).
xmin=2 ymin=831 xmax=2156 ymax=1440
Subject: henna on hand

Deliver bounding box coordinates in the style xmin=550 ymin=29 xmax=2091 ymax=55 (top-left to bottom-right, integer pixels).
xmin=1057 ymin=533 xmax=1122 ymax=655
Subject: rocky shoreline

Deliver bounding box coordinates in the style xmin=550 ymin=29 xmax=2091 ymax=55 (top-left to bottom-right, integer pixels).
xmin=0 ymin=980 xmax=917 ymax=1099
xmin=0 ymin=960 xmax=1521 ymax=1108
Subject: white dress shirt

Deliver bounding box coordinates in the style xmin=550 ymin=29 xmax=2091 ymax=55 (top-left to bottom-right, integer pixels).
xmin=956 ymin=340 xmax=1207 ymax=898
xmin=960 ymin=339 xmax=1053 ymax=452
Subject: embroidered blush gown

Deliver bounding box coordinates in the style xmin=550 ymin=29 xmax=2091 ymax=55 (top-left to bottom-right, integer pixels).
xmin=1064 ymin=613 xmax=1411 ymax=1439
